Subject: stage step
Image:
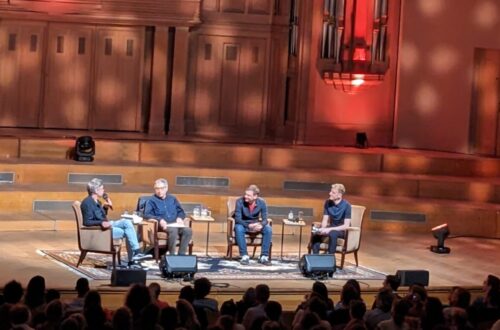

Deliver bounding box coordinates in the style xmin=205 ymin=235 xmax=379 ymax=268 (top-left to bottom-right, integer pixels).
xmin=2 ymin=161 xmax=500 ymax=204
xmin=2 ymin=137 xmax=500 ymax=178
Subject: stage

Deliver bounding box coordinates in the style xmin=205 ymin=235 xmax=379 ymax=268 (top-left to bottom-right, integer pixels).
xmin=1 ymin=228 xmax=497 ymax=310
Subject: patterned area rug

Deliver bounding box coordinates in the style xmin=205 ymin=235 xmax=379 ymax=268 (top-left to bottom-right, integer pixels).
xmin=39 ymin=250 xmax=386 ymax=281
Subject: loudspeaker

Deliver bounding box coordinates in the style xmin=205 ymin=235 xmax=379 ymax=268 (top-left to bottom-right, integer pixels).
xmin=111 ymin=268 xmax=147 ymax=286
xmin=299 ymin=254 xmax=336 ymax=278
xmin=396 ymin=270 xmax=429 ymax=286
xmin=160 ymin=255 xmax=197 ymax=279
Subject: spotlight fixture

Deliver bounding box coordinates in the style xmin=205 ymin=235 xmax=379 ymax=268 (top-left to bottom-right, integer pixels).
xmin=74 ymin=136 xmax=95 ymax=162
xmin=430 ymin=223 xmax=450 ymax=254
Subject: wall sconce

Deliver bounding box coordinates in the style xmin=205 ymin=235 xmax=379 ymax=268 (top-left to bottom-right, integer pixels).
xmin=319 ymin=0 xmax=389 ymax=93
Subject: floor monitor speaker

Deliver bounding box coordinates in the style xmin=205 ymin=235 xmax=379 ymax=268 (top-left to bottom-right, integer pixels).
xmin=396 ymin=270 xmax=429 ymax=286
xmin=299 ymin=254 xmax=336 ymax=279
xmin=111 ymin=268 xmax=147 ymax=286
xmin=160 ymin=255 xmax=197 ymax=280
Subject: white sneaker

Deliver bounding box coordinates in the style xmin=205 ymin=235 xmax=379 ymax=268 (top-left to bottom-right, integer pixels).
xmin=240 ymin=255 xmax=250 ymax=265
xmin=259 ymin=255 xmax=271 ymax=265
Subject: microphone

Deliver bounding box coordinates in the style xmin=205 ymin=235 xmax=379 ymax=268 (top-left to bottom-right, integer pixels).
xmin=102 ymin=193 xmax=113 ymax=210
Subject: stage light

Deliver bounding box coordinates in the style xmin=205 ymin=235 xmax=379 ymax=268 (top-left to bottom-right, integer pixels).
xmin=355 ymin=132 xmax=368 ymax=148
xmin=74 ymin=136 xmax=95 ymax=162
xmin=430 ymin=223 xmax=451 ymax=254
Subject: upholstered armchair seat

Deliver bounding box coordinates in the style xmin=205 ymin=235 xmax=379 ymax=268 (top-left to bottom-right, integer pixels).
xmin=72 ymin=201 xmax=122 ymax=269
xmin=307 ymin=205 xmax=366 ymax=269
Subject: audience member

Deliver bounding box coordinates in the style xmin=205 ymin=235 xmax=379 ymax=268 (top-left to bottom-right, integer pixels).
xmin=364 ymin=288 xmax=394 ymax=330
xmin=8 ymin=303 xmax=32 ymax=330
xmin=112 ymin=306 xmax=132 ymax=330
xmin=177 ymin=299 xmax=201 ymax=330
xmin=235 ymin=287 xmax=257 ymax=323
xmin=66 ymin=278 xmax=89 ymax=313
xmin=376 ymin=298 xmax=411 ymax=330
xmin=149 ymin=282 xmax=169 ymax=309
xmin=242 ymin=284 xmax=270 ymax=330
xmin=193 ymin=277 xmax=219 ymax=312
xmin=159 ymin=306 xmax=178 ymax=330
xmin=2 ymin=280 xmax=23 ymax=305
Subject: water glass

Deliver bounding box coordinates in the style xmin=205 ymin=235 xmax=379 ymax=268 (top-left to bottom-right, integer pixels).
xmin=193 ymin=207 xmax=201 ymax=217
xmin=201 ymin=208 xmax=208 ymax=217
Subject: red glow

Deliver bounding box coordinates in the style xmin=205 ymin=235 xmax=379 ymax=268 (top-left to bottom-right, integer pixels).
xmin=353 ymin=47 xmax=367 ymax=61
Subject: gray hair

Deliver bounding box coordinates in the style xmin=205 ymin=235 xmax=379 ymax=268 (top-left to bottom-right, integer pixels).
xmin=154 ymin=178 xmax=168 ymax=187
xmin=87 ymin=178 xmax=103 ymax=195
xmin=331 ymin=183 xmax=346 ymax=195
xmin=246 ymin=184 xmax=260 ymax=196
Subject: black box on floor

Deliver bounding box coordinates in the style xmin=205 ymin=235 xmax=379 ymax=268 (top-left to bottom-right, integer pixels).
xmin=160 ymin=255 xmax=197 ymax=278
xmin=299 ymin=254 xmax=336 ymax=278
xmin=111 ymin=268 xmax=147 ymax=286
xmin=396 ymin=270 xmax=429 ymax=286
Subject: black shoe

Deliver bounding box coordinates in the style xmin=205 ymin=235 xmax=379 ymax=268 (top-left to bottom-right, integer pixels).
xmin=132 ymin=252 xmax=152 ymax=261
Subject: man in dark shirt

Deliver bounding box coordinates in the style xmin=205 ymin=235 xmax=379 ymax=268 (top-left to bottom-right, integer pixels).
xmin=234 ymin=184 xmax=272 ymax=265
xmin=80 ymin=178 xmax=150 ymax=264
xmin=311 ymin=183 xmax=352 ymax=254
xmin=143 ymin=178 xmax=193 ymax=255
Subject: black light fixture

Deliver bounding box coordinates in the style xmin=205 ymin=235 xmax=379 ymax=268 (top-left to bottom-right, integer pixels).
xmin=430 ymin=223 xmax=451 ymax=254
xmin=355 ymin=132 xmax=368 ymax=148
xmin=74 ymin=136 xmax=95 ymax=162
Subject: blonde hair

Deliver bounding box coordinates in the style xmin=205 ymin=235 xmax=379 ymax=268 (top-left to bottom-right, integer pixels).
xmin=331 ymin=183 xmax=346 ymax=195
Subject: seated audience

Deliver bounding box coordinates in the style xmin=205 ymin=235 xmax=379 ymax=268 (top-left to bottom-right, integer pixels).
xmin=242 ymin=284 xmax=271 ymax=330
xmin=364 ymin=288 xmax=394 ymax=330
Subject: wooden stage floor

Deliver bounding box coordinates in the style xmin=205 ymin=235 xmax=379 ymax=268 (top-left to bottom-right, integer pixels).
xmin=0 ymin=228 xmax=498 ymax=309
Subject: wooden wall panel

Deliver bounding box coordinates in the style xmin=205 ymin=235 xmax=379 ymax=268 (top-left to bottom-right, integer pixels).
xmin=191 ymin=34 xmax=268 ymax=138
xmin=0 ymin=21 xmax=45 ymax=127
xmin=239 ymin=39 xmax=266 ymax=131
xmin=43 ymin=24 xmax=94 ymax=129
xmin=220 ymin=0 xmax=245 ymax=13
xmin=93 ymin=26 xmax=144 ymax=131
xmin=220 ymin=42 xmax=240 ymax=126
xmin=248 ymin=0 xmax=271 ymax=15
xmin=202 ymin=0 xmax=218 ymax=11
xmin=193 ymin=36 xmax=222 ymax=126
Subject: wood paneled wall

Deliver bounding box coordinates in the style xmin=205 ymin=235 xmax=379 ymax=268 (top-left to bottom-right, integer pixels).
xmin=0 ymin=21 xmax=45 ymax=127
xmin=0 ymin=21 xmax=145 ymax=131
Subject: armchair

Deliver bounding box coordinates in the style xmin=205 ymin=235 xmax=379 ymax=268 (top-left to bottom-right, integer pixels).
xmin=72 ymin=201 xmax=122 ymax=269
xmin=226 ymin=197 xmax=272 ymax=259
xmin=307 ymin=205 xmax=366 ymax=269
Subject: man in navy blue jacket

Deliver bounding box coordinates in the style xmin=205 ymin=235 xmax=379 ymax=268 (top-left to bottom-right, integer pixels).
xmin=143 ymin=178 xmax=193 ymax=255
xmin=80 ymin=178 xmax=150 ymax=265
xmin=234 ymin=184 xmax=272 ymax=265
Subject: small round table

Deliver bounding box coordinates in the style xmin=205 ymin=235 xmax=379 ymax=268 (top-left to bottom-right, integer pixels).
xmin=280 ymin=219 xmax=306 ymax=260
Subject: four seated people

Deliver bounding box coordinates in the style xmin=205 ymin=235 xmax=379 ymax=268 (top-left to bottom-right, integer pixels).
xmin=82 ymin=178 xmax=353 ymax=268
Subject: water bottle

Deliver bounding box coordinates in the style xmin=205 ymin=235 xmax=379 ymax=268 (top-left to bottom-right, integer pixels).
xmin=288 ymin=210 xmax=294 ymax=221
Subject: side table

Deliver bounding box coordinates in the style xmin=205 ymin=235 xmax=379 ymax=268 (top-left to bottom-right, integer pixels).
xmin=189 ymin=214 xmax=215 ymax=256
xmin=280 ymin=219 xmax=306 ymax=260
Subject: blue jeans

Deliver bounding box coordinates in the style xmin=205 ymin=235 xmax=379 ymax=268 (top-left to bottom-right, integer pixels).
xmin=111 ymin=219 xmax=139 ymax=261
xmin=311 ymin=229 xmax=345 ymax=254
xmin=235 ymin=223 xmax=272 ymax=257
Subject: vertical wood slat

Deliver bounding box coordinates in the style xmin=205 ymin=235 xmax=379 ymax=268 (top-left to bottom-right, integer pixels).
xmin=43 ymin=24 xmax=93 ymax=129
xmin=0 ymin=21 xmax=45 ymax=127
xmin=93 ymin=26 xmax=144 ymax=131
